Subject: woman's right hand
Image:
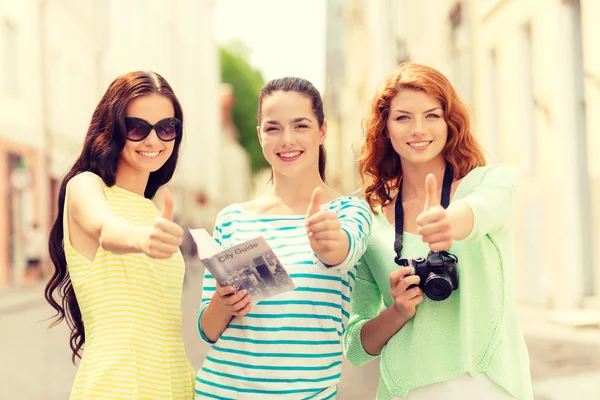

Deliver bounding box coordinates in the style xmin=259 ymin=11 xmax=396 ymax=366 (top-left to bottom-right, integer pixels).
xmin=389 ymin=267 xmax=423 ymax=320
xmin=214 ymin=283 xmax=252 ymax=318
xmin=140 ymin=189 xmax=184 ymax=259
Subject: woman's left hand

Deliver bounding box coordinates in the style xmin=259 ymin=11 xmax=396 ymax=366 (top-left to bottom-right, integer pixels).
xmin=416 ymin=174 xmax=453 ymax=252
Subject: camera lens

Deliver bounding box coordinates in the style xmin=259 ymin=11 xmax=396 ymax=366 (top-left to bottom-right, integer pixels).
xmin=423 ymin=273 xmax=453 ymax=301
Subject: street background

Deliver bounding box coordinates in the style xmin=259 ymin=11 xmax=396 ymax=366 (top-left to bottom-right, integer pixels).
xmin=2 ymin=0 xmax=600 ymax=399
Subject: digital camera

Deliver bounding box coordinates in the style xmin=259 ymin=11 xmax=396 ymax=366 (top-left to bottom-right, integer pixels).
xmin=402 ymin=251 xmax=459 ymax=301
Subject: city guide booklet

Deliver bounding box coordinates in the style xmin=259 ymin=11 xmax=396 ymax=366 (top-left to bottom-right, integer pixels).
xmin=189 ymin=228 xmax=296 ymax=304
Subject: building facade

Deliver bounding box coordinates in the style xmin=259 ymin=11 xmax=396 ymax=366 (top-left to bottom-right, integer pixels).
xmin=324 ymin=0 xmax=600 ymax=310
xmin=325 ymin=0 xmax=408 ymax=195
xmin=0 ymin=0 xmax=239 ymax=288
xmin=0 ymin=0 xmax=47 ymax=286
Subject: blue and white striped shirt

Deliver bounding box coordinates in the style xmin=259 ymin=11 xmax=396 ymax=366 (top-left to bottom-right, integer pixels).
xmin=194 ymin=196 xmax=372 ymax=399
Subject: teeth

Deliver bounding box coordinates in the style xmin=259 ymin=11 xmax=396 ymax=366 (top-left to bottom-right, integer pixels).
xmin=139 ymin=151 xmax=160 ymax=157
xmin=279 ymin=151 xmax=301 ymax=158
xmin=408 ymin=142 xmax=431 ymax=148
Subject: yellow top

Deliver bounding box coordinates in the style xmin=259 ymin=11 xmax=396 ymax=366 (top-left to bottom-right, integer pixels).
xmin=64 ymin=173 xmax=194 ymax=399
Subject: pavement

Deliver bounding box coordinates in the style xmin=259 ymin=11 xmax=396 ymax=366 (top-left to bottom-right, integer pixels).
xmin=1 ymin=263 xmax=600 ymax=399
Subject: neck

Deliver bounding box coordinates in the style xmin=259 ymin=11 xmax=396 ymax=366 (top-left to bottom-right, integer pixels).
xmin=270 ymin=169 xmax=325 ymax=209
xmin=400 ymin=156 xmax=446 ymax=201
xmin=115 ymin=161 xmax=150 ymax=197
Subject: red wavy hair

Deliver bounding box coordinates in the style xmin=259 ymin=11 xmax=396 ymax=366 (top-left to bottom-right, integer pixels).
xmin=359 ymin=62 xmax=486 ymax=212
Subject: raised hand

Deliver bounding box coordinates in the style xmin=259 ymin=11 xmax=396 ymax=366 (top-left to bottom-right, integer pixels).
xmin=141 ymin=188 xmax=184 ymax=259
xmin=416 ymin=174 xmax=453 ymax=252
xmin=305 ymin=187 xmax=344 ymax=256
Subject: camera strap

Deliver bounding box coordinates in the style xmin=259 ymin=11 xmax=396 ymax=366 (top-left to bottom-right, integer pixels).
xmin=393 ymin=163 xmax=454 ymax=265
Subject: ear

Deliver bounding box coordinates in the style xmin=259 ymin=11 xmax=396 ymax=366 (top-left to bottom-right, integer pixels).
xmin=256 ymin=125 xmax=262 ymax=144
xmin=319 ymin=121 xmax=327 ymax=145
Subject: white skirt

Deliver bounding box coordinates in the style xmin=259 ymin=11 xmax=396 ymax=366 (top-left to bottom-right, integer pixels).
xmin=390 ymin=374 xmax=515 ymax=400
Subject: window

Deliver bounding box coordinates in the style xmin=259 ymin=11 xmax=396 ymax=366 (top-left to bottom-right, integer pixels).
xmin=2 ymin=19 xmax=19 ymax=95
xmin=449 ymin=2 xmax=473 ymax=106
xmin=486 ymin=48 xmax=501 ymax=163
xmin=520 ymin=23 xmax=536 ymax=176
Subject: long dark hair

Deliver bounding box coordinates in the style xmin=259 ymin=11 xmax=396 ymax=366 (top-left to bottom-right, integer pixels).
xmin=257 ymin=77 xmax=327 ymax=181
xmin=45 ymin=71 xmax=184 ymax=363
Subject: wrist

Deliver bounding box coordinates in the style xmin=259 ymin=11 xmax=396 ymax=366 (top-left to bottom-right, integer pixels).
xmin=314 ymin=229 xmax=349 ymax=265
xmin=132 ymin=226 xmax=149 ymax=253
xmin=387 ymin=305 xmax=410 ymax=329
xmin=211 ymin=292 xmax=234 ymax=318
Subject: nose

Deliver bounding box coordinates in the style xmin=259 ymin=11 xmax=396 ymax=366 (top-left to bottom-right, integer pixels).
xmin=281 ymin=127 xmax=295 ymax=146
xmin=410 ymin=116 xmax=426 ymax=136
xmin=143 ymin=129 xmax=161 ymax=146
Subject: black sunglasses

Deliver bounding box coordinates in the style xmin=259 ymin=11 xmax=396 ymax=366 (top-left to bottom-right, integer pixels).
xmin=124 ymin=117 xmax=182 ymax=142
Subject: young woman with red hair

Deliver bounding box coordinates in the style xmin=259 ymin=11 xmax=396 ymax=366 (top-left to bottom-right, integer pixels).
xmin=343 ymin=63 xmax=533 ymax=400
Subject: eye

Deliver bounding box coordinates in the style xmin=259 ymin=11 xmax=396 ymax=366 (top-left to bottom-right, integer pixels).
xmin=265 ymin=126 xmax=278 ymax=132
xmin=427 ymin=113 xmax=441 ymax=118
xmin=395 ymin=115 xmax=409 ymax=121
xmin=296 ymin=124 xmax=309 ymax=129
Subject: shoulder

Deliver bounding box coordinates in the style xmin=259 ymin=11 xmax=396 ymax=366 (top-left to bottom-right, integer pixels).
xmin=68 ymin=171 xmax=104 ymax=186
xmin=66 ymin=171 xmax=106 ymax=197
xmin=462 ymin=164 xmax=518 ymax=187
xmin=237 ymin=197 xmax=268 ymax=214
xmin=214 ymin=204 xmax=244 ymax=225
xmin=329 ymin=196 xmax=373 ymax=232
xmin=329 ymin=195 xmax=372 ymax=214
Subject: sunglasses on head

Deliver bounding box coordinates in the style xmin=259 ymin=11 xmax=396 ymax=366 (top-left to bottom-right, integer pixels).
xmin=124 ymin=117 xmax=182 ymax=142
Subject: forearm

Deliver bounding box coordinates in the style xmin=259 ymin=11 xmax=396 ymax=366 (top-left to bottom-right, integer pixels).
xmin=200 ymin=294 xmax=234 ymax=343
xmin=360 ymin=306 xmax=409 ymax=356
xmin=447 ymin=202 xmax=474 ymax=241
xmin=315 ymin=229 xmax=350 ymax=266
xmin=98 ymin=217 xmax=147 ymax=254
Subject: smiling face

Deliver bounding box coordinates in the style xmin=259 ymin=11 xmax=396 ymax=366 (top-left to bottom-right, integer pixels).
xmin=257 ymin=90 xmax=326 ymax=179
xmin=386 ymin=89 xmax=448 ymax=167
xmin=118 ymin=94 xmax=176 ymax=178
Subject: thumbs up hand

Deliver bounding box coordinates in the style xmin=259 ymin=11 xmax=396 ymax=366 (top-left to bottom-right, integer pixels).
xmin=305 ymin=187 xmax=344 ymax=258
xmin=416 ymin=174 xmax=453 ymax=252
xmin=141 ymin=188 xmax=184 ymax=259
xmin=161 ymin=186 xmax=174 ymax=221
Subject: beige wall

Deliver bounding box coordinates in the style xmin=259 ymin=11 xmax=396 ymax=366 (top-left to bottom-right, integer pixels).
xmin=470 ymin=0 xmax=597 ymax=309
xmin=581 ymin=0 xmax=600 ymax=304
xmin=0 ymin=1 xmax=49 ymax=286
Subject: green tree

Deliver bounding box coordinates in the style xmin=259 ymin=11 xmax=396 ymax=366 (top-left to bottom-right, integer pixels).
xmin=220 ymin=43 xmax=267 ymax=173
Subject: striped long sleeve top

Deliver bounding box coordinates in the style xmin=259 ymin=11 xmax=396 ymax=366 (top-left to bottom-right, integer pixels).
xmin=194 ymin=196 xmax=372 ymax=400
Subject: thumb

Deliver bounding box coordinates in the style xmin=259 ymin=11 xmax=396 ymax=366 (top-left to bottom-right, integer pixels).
xmin=306 ymin=187 xmax=322 ymax=218
xmin=161 ymin=188 xmax=174 ymax=221
xmin=423 ymin=174 xmax=439 ymax=211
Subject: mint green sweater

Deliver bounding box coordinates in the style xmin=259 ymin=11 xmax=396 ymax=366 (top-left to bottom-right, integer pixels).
xmin=343 ymin=165 xmax=533 ymax=400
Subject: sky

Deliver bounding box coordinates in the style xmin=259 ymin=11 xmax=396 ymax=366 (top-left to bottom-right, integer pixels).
xmin=213 ymin=0 xmax=327 ymax=94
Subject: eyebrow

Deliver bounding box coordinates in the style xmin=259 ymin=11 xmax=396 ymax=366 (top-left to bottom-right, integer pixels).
xmin=392 ymin=107 xmax=443 ymax=115
xmin=265 ymin=117 xmax=313 ymax=125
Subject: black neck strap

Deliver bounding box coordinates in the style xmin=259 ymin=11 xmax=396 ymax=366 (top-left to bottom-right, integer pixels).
xmin=393 ymin=164 xmax=454 ymax=265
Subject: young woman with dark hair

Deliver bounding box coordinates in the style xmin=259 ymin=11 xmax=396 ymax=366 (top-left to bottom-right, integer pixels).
xmin=45 ymin=71 xmax=194 ymax=399
xmin=194 ymin=77 xmax=372 ymax=400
